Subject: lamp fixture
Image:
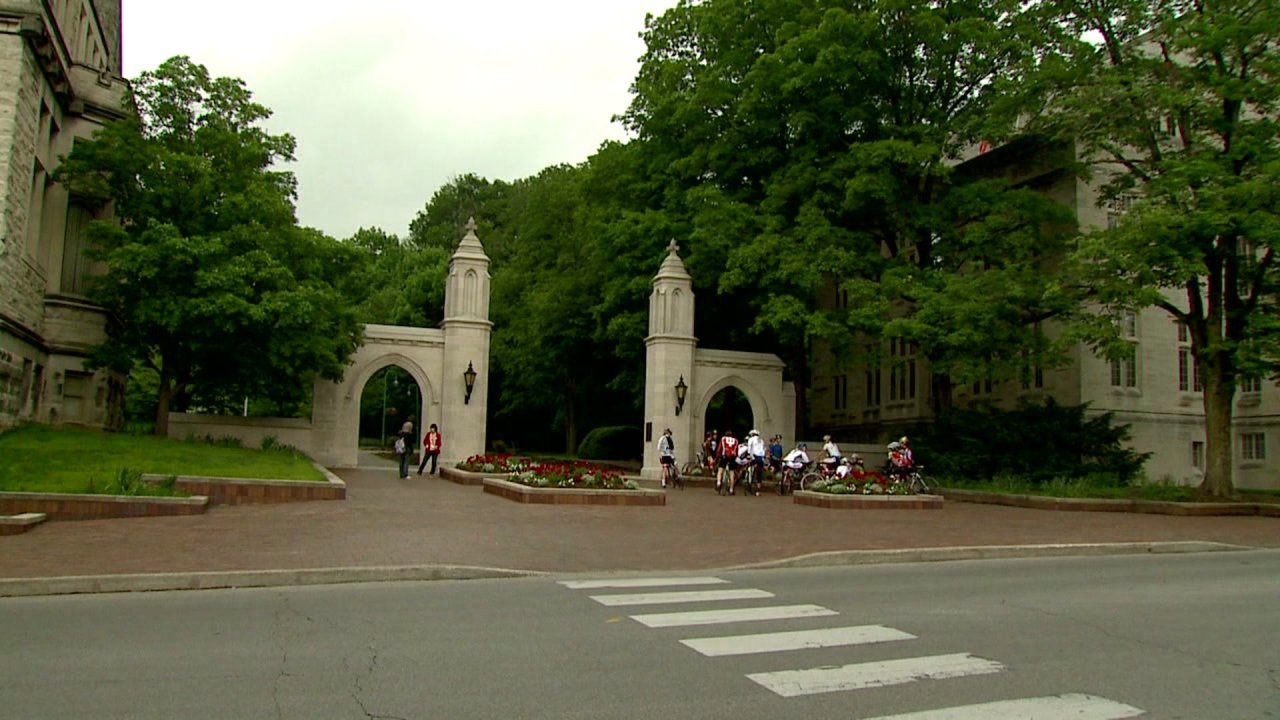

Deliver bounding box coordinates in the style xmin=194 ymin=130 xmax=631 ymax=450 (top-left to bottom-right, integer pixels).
xmin=674 ymin=375 xmax=688 ymax=416
xmin=463 ymin=362 xmax=478 ymax=405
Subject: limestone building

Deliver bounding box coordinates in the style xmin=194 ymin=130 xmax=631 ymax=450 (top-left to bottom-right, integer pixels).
xmin=810 ymin=137 xmax=1280 ymax=490
xmin=0 ymin=0 xmax=129 ymax=431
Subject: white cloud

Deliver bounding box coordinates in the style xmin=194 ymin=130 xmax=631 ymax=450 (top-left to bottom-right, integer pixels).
xmin=122 ymin=0 xmax=678 ymax=239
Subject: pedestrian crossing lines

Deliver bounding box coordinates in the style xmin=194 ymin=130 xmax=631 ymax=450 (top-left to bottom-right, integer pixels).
xmin=558 ymin=574 xmax=1148 ymax=718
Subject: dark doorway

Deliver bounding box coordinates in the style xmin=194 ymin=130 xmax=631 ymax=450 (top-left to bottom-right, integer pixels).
xmin=704 ymin=386 xmax=754 ymax=439
xmin=359 ymin=365 xmax=423 ymax=448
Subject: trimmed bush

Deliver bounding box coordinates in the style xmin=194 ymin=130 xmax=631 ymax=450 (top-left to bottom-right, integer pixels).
xmin=577 ymin=425 xmax=638 ymax=461
xmin=919 ymin=398 xmax=1149 ymax=484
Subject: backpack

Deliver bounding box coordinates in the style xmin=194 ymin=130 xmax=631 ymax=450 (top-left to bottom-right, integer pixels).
xmin=394 ymin=437 xmax=406 ymax=454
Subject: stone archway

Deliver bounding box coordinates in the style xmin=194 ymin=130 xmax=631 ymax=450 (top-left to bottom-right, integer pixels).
xmin=641 ymin=243 xmax=796 ymax=478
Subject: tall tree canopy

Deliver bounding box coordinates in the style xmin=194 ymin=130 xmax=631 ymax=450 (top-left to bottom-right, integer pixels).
xmin=1033 ymin=0 xmax=1280 ymax=496
xmin=57 ymin=56 xmax=363 ymax=435
xmin=621 ymin=0 xmax=1076 ymax=420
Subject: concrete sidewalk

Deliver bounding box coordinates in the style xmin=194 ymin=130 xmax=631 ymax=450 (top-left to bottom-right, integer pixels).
xmin=1 ymin=464 xmax=1277 ymax=595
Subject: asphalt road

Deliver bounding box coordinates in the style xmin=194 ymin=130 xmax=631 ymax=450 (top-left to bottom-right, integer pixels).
xmin=3 ymin=550 xmax=1278 ymax=719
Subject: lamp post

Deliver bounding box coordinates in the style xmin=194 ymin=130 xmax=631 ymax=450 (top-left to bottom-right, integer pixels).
xmin=674 ymin=375 xmax=688 ymax=416
xmin=463 ymin=362 xmax=477 ymax=405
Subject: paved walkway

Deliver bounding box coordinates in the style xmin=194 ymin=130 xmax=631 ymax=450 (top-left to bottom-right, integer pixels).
xmin=1 ymin=460 xmax=1277 ymax=582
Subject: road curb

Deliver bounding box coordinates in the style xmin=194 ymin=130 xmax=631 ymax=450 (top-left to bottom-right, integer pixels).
xmin=0 ymin=542 xmax=1254 ymax=597
xmin=721 ymin=541 xmax=1254 ymax=571
xmin=0 ymin=564 xmax=545 ymax=598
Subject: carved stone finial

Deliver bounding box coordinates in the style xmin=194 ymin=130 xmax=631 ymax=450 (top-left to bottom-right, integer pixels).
xmin=667 ymin=239 xmax=680 ymax=255
xmin=466 ymin=216 xmax=477 ymax=233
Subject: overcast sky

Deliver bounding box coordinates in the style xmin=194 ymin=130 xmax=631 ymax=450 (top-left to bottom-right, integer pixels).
xmin=121 ymin=0 xmax=680 ymax=240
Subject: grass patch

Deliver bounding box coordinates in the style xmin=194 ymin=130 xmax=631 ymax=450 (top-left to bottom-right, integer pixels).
xmin=942 ymin=474 xmax=1280 ymax=504
xmin=0 ymin=424 xmax=324 ymax=495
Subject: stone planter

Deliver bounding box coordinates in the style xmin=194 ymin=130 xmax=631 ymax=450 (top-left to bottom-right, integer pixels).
xmin=140 ymin=463 xmax=345 ymax=505
xmin=482 ymin=478 xmax=665 ymax=506
xmin=440 ymin=466 xmax=489 ymax=486
xmin=794 ymin=490 xmax=943 ymax=509
xmin=0 ymin=492 xmax=209 ymax=521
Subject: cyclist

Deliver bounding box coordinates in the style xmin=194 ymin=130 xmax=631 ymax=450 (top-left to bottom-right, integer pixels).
xmin=745 ymin=429 xmax=766 ymax=495
xmin=780 ymin=442 xmax=810 ymax=494
xmin=834 ymin=456 xmax=855 ymax=481
xmin=702 ymin=430 xmax=718 ymax=471
xmin=821 ymin=434 xmax=842 ymax=472
xmin=732 ymin=441 xmax=754 ymax=495
xmin=887 ymin=441 xmax=912 ymax=480
xmin=657 ymin=428 xmax=676 ymax=488
xmin=768 ymin=434 xmax=784 ymax=476
xmin=899 ymin=436 xmax=915 ymax=467
xmin=715 ymin=429 xmax=739 ymax=494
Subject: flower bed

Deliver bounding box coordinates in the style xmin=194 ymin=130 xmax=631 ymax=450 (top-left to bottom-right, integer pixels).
xmin=507 ymin=460 xmax=639 ymax=491
xmin=456 ymin=453 xmax=528 ymax=474
xmin=805 ymin=469 xmax=919 ymax=496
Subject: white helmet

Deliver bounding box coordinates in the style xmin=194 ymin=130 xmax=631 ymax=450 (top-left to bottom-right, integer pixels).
xmin=888 ymin=441 xmax=902 ymax=450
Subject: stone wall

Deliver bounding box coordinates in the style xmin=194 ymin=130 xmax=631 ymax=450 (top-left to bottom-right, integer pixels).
xmin=166 ymin=413 xmax=315 ymax=456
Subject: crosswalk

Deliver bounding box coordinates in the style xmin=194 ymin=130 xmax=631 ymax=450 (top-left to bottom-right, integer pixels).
xmin=558 ymin=574 xmax=1146 ymax=718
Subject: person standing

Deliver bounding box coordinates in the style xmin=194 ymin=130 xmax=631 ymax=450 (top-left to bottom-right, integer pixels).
xmin=418 ymin=423 xmax=442 ymax=476
xmin=715 ymin=429 xmax=739 ymax=495
xmin=745 ymin=430 xmax=767 ymax=495
xmin=397 ymin=415 xmax=415 ymax=479
xmin=657 ymin=428 xmax=676 ymax=488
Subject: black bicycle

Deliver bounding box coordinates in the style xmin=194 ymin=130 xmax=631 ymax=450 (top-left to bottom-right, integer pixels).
xmin=739 ymin=462 xmax=762 ymax=496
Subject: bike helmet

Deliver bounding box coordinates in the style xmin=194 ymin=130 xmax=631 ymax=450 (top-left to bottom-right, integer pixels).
xmin=888 ymin=441 xmax=902 ymax=450
xmin=798 ymin=443 xmax=807 ymax=449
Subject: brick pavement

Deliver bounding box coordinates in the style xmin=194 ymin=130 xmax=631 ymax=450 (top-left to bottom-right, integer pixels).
xmin=1 ymin=461 xmax=1277 ymax=581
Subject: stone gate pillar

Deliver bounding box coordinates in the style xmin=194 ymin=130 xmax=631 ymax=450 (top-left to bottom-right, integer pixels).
xmin=440 ymin=218 xmax=492 ymax=464
xmin=642 ymin=241 xmax=697 ymax=478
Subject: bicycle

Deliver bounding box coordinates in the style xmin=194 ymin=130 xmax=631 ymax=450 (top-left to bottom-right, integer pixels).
xmin=886 ymin=464 xmax=931 ymax=494
xmin=798 ymin=461 xmax=839 ymax=491
xmin=670 ymin=461 xmax=685 ymax=490
xmin=777 ymin=463 xmax=805 ymax=495
xmin=740 ymin=461 xmax=762 ymax=496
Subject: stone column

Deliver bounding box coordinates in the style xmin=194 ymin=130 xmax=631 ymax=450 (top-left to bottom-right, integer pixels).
xmin=643 ymin=241 xmax=698 ymax=478
xmin=440 ymin=218 xmax=492 ymax=465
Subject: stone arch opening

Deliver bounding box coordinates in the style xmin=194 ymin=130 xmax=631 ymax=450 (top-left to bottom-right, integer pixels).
xmin=357 ymin=364 xmax=427 ymax=448
xmin=702 ymin=385 xmax=753 ymax=439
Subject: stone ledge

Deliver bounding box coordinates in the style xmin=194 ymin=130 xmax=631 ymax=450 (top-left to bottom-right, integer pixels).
xmin=140 ymin=461 xmax=345 ymax=505
xmin=440 ymin=466 xmax=488 ymax=486
xmin=0 ymin=493 xmax=209 ymax=521
xmin=939 ymin=488 xmax=1280 ymax=517
xmin=482 ymin=478 xmax=665 ymax=506
xmin=0 ymin=512 xmax=46 ymax=535
xmin=794 ymin=491 xmax=944 ymax=509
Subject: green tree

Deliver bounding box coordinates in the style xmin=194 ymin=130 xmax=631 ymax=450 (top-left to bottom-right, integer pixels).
xmin=621 ymin=0 xmax=1074 ymax=422
xmin=1036 ymin=0 xmax=1280 ymax=496
xmin=56 ymin=56 xmax=362 ymax=436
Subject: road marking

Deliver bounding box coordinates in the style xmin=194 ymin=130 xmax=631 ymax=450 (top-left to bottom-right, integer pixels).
xmin=679 ymin=625 xmax=916 ymax=656
xmin=861 ymin=693 xmax=1146 ymax=719
xmin=590 ymin=588 xmax=774 ymax=606
xmin=746 ymin=653 xmax=1004 ymax=697
xmin=630 ymin=604 xmax=837 ymax=628
xmin=559 ymin=577 xmax=728 ymax=589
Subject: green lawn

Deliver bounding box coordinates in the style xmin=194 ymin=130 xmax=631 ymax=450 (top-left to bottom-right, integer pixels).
xmin=942 ymin=474 xmax=1280 ymax=504
xmin=0 ymin=424 xmax=325 ymax=494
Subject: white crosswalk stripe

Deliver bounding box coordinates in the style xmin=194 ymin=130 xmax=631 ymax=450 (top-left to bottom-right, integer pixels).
xmin=679 ymin=624 xmax=916 ymax=657
xmin=746 ymin=653 xmax=1005 ymax=697
xmin=589 ymin=588 xmax=774 ymax=606
xmin=558 ymin=576 xmax=728 ymax=589
xmin=630 ymin=604 xmax=838 ymax=628
xmin=860 ymin=693 xmax=1146 ymax=719
xmin=558 ymin=575 xmax=1145 ymax=715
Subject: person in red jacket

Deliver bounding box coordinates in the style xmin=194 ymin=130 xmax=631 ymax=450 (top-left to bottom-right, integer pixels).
xmin=417 ymin=424 xmax=442 ymax=475
xmin=715 ymin=429 xmax=740 ymax=495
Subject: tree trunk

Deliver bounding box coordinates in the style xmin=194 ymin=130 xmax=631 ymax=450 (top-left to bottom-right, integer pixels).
xmin=1200 ymin=366 xmax=1235 ymax=498
xmin=563 ymin=377 xmax=578 ymax=456
xmin=154 ymin=372 xmax=173 ymax=438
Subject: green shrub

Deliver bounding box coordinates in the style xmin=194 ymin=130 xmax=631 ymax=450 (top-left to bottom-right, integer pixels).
xmin=577 ymin=426 xmax=638 ymax=461
xmin=919 ymin=399 xmax=1149 ymax=484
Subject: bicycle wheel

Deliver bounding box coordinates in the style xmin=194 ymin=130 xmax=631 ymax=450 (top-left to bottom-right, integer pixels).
xmin=798 ymin=470 xmax=822 ymax=492
xmin=680 ymin=461 xmax=698 ymax=476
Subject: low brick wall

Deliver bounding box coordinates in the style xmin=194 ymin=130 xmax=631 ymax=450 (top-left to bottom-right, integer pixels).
xmin=141 ymin=464 xmax=346 ymax=505
xmin=794 ymin=491 xmax=943 ymax=510
xmin=482 ymin=478 xmax=666 ymax=506
xmin=440 ymin=466 xmax=488 ymax=486
xmin=0 ymin=492 xmax=208 ymax=521
xmin=0 ymin=513 xmax=46 ymax=535
xmin=939 ymin=488 xmax=1280 ymax=517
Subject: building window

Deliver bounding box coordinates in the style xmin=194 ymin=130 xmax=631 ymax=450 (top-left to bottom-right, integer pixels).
xmin=1240 ymin=376 xmax=1261 ymax=394
xmin=888 ymin=338 xmax=916 ymax=402
xmin=1192 ymin=441 xmax=1205 ymax=471
xmin=1106 ymin=193 xmax=1139 ymax=230
xmin=864 ymin=369 xmax=881 ymax=408
xmin=833 ymin=375 xmax=848 ymax=411
xmin=1176 ymin=322 xmax=1201 ymax=393
xmin=1110 ymin=311 xmax=1139 ymax=388
xmin=1242 ymin=433 xmax=1266 ymax=462
xmin=61 ymin=203 xmax=96 ymax=294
